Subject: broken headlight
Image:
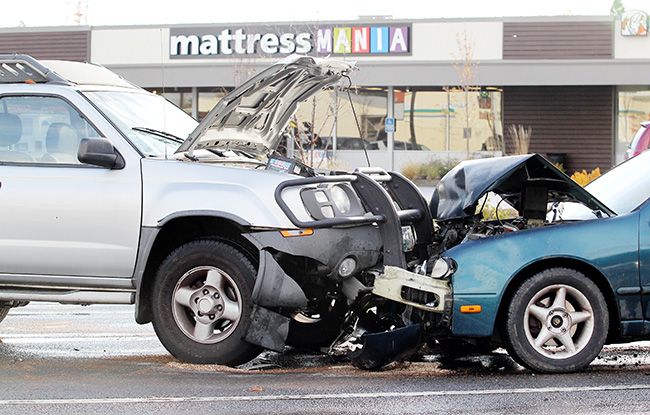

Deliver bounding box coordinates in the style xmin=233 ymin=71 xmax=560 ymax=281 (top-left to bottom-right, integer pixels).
xmin=300 ymin=183 xmax=364 ymax=219
xmin=430 ymin=257 xmax=457 ymax=279
xmin=401 ymin=225 xmax=416 ymax=252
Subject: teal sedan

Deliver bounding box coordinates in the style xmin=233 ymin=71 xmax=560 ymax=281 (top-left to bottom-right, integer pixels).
xmin=362 ymin=152 xmax=650 ymax=373
xmin=441 ymin=152 xmax=650 ymax=373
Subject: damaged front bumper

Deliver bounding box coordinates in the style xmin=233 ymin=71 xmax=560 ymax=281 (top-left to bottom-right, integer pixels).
xmin=345 ymin=267 xmax=453 ymax=369
xmin=241 ymin=168 xmax=440 ymax=357
xmin=373 ymin=266 xmax=452 ymax=314
xmin=241 ymin=225 xmax=382 ymax=352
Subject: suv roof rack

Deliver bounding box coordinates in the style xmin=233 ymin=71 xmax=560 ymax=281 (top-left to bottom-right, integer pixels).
xmin=0 ymin=54 xmax=68 ymax=84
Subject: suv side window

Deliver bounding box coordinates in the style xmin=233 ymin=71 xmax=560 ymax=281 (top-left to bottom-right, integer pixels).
xmin=0 ymin=95 xmax=100 ymax=164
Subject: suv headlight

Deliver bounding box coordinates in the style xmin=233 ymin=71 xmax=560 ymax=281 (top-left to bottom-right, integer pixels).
xmin=330 ymin=184 xmax=351 ymax=214
xmin=300 ymin=183 xmax=364 ymax=219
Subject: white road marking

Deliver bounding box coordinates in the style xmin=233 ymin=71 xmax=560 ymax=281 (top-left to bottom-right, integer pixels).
xmin=0 ymin=333 xmax=156 ymax=339
xmin=0 ymin=384 xmax=649 ymax=405
xmin=8 ymin=311 xmax=134 ymax=316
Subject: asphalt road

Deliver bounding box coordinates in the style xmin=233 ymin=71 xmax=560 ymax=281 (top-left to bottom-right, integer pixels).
xmin=0 ymin=303 xmax=649 ymax=414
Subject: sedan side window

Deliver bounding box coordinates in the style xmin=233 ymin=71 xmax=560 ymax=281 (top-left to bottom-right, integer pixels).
xmin=0 ymin=95 xmax=100 ymax=165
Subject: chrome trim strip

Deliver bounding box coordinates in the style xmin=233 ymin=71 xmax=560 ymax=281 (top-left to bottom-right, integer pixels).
xmin=0 ymin=274 xmax=134 ymax=290
xmin=0 ymin=290 xmax=134 ymax=304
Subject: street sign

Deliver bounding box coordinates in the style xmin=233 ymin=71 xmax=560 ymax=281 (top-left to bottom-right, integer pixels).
xmin=385 ymin=117 xmax=395 ymax=133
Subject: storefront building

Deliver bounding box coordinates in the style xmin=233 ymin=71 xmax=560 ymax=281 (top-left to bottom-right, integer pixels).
xmin=1 ymin=13 xmax=649 ymax=173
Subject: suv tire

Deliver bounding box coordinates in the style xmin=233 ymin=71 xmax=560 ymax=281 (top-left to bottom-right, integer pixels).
xmin=286 ymin=298 xmax=347 ymax=349
xmin=151 ymin=240 xmax=261 ymax=366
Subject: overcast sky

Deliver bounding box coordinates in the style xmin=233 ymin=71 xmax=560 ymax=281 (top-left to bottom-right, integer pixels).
xmin=1 ymin=0 xmax=648 ymax=27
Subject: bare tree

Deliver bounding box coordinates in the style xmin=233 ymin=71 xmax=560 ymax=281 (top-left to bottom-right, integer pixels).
xmin=453 ymin=31 xmax=479 ymax=158
xmin=610 ymin=0 xmax=625 ymax=18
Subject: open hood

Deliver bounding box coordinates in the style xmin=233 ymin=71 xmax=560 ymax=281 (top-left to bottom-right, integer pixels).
xmin=177 ymin=55 xmax=354 ymax=156
xmin=429 ymin=154 xmax=615 ymax=221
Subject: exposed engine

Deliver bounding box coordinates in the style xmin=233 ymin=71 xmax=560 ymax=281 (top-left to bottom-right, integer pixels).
xmin=431 ymin=215 xmax=528 ymax=256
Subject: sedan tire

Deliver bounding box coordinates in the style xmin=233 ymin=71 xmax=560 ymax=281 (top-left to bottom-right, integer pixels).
xmin=503 ymin=267 xmax=608 ymax=373
xmin=151 ymin=240 xmax=261 ymax=366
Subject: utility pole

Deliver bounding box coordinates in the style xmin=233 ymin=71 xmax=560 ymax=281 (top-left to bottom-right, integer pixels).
xmin=387 ymin=86 xmax=395 ymax=171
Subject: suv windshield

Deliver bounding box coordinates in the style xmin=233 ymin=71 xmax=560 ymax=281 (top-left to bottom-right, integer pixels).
xmin=83 ymin=90 xmax=197 ymax=157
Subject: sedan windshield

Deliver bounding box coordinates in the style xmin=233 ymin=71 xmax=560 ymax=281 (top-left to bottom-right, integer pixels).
xmin=557 ymin=151 xmax=650 ymax=219
xmin=585 ymin=151 xmax=650 ymax=214
xmin=83 ymin=90 xmax=198 ymax=157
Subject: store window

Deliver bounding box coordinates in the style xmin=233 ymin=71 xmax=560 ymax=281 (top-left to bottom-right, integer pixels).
xmin=148 ymin=87 xmax=231 ymax=120
xmin=335 ymin=87 xmax=388 ymax=150
xmin=394 ymin=88 xmax=503 ymax=153
xmin=286 ymin=87 xmax=388 ymax=168
xmin=198 ymin=87 xmax=229 ymax=120
xmin=617 ymin=87 xmax=650 ymax=164
xmin=285 ymin=89 xmax=337 ymax=167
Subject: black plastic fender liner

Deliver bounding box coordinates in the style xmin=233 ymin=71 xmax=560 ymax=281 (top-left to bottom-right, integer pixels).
xmin=244 ymin=305 xmax=290 ymax=352
xmin=252 ymin=250 xmax=308 ymax=308
xmin=350 ymin=323 xmax=423 ymax=370
xmin=351 ymin=172 xmax=406 ymax=268
xmin=244 ymin=228 xmax=381 ymax=281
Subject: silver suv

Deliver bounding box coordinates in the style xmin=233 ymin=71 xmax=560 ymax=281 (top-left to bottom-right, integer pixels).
xmin=0 ymin=55 xmax=433 ymax=366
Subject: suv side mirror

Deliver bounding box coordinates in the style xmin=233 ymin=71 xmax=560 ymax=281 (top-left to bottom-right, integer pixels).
xmin=78 ymin=138 xmax=125 ymax=169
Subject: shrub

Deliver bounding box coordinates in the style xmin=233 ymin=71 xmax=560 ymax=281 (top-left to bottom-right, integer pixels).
xmin=570 ymin=168 xmax=601 ymax=187
xmin=401 ymin=159 xmax=459 ymax=181
xmin=401 ymin=163 xmax=420 ymax=180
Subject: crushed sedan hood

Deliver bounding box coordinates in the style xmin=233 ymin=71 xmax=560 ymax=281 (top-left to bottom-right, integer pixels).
xmin=429 ymin=154 xmax=615 ymax=220
xmin=177 ymin=55 xmax=354 ymax=156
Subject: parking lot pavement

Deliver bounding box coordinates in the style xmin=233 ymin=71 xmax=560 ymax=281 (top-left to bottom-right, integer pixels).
xmin=0 ymin=303 xmax=649 ymax=414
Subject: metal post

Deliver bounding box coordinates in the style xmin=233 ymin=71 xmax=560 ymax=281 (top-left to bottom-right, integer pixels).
xmin=191 ymin=87 xmax=199 ymax=120
xmin=465 ymin=89 xmax=470 ymax=158
xmin=332 ymin=89 xmax=338 ymax=161
xmin=287 ymin=129 xmax=295 ymax=158
xmin=446 ymin=88 xmax=451 ymax=153
xmin=387 ymin=86 xmax=395 ymax=171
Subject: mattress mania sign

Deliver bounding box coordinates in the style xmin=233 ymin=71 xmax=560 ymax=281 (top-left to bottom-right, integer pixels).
xmin=169 ymin=24 xmax=411 ymax=59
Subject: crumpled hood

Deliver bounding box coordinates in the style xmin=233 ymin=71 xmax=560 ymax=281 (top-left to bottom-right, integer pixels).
xmin=429 ymin=154 xmax=614 ymax=220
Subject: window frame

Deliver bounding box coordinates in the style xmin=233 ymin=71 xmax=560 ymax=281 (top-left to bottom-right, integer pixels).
xmin=0 ymin=92 xmax=111 ymax=169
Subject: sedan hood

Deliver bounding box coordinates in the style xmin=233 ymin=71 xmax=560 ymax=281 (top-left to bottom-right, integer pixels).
xmin=429 ymin=154 xmax=614 ymax=220
xmin=177 ymin=55 xmax=354 ymax=156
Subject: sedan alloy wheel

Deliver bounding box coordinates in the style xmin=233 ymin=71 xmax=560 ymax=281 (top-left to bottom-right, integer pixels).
xmin=504 ymin=268 xmax=608 ymax=373
xmin=523 ymin=284 xmax=594 ymax=359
